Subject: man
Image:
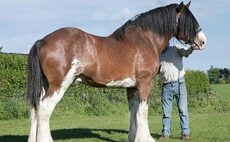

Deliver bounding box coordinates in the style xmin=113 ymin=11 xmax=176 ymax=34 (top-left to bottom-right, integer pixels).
xmin=159 ymin=44 xmax=196 ymax=140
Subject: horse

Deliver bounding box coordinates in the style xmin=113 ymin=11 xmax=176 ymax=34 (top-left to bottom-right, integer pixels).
xmin=27 ymin=2 xmax=206 ymax=142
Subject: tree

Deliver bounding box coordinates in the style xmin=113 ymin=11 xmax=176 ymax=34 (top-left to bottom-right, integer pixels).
xmin=207 ymin=66 xmax=230 ymax=84
xmin=225 ymin=76 xmax=230 ymax=84
xmin=220 ymin=68 xmax=230 ymax=84
xmin=0 ymin=46 xmax=2 ymax=53
xmin=207 ymin=66 xmax=220 ymax=84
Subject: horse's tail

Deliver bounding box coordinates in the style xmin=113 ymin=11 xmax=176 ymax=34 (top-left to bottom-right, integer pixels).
xmin=26 ymin=40 xmax=48 ymax=110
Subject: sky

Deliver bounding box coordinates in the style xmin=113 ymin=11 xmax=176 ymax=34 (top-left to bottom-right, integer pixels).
xmin=0 ymin=0 xmax=229 ymax=71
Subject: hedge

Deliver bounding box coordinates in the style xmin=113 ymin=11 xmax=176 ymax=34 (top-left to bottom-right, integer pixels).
xmin=0 ymin=53 xmax=228 ymax=120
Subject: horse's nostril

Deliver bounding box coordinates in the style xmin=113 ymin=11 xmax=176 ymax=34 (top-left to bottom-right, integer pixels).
xmin=201 ymin=41 xmax=205 ymax=45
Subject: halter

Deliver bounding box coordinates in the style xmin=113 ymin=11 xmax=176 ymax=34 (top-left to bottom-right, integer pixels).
xmin=175 ymin=15 xmax=202 ymax=50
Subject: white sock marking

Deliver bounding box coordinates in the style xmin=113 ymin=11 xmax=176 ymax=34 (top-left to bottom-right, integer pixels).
xmin=135 ymin=101 xmax=155 ymax=142
xmin=28 ymin=108 xmax=37 ymax=142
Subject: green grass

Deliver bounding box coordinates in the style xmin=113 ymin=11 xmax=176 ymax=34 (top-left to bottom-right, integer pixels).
xmin=0 ymin=113 xmax=229 ymax=142
xmin=212 ymin=84 xmax=230 ymax=101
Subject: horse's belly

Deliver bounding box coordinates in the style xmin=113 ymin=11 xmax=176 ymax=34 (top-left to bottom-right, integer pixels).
xmin=105 ymin=78 xmax=136 ymax=88
xmin=74 ymin=75 xmax=136 ymax=88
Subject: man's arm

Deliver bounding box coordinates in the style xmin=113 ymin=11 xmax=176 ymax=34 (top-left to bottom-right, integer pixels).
xmin=177 ymin=46 xmax=194 ymax=58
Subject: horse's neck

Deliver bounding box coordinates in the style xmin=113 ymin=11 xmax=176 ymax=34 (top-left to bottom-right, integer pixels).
xmin=110 ymin=26 xmax=171 ymax=54
xmin=145 ymin=31 xmax=171 ymax=55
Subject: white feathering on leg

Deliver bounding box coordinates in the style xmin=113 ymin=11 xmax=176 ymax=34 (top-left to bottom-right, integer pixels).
xmin=135 ymin=101 xmax=155 ymax=142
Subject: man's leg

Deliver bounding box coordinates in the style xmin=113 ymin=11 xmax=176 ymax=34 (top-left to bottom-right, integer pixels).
xmin=161 ymin=83 xmax=173 ymax=137
xmin=175 ymin=81 xmax=190 ymax=136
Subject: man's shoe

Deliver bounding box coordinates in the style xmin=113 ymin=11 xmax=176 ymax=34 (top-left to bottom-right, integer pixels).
xmin=159 ymin=135 xmax=169 ymax=140
xmin=181 ymin=134 xmax=190 ymax=140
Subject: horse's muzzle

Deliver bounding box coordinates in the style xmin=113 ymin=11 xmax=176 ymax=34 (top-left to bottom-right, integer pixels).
xmin=194 ymin=30 xmax=207 ymax=50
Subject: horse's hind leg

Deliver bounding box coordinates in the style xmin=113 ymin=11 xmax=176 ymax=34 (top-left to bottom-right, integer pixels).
xmin=36 ymin=84 xmax=61 ymax=142
xmin=28 ymin=108 xmax=38 ymax=142
xmin=36 ymin=60 xmax=80 ymax=142
xmin=36 ymin=82 xmax=75 ymax=142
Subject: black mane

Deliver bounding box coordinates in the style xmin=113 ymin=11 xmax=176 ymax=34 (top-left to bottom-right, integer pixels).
xmin=111 ymin=3 xmax=199 ymax=41
xmin=178 ymin=4 xmax=200 ymax=42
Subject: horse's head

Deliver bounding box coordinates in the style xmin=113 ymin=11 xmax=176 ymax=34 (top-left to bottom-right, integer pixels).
xmin=175 ymin=1 xmax=207 ymax=50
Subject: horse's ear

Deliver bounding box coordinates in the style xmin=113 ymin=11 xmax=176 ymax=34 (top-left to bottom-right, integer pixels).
xmin=177 ymin=2 xmax=184 ymax=12
xmin=186 ymin=1 xmax=191 ymax=8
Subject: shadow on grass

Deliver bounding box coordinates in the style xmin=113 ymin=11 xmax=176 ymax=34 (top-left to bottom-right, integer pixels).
xmin=52 ymin=128 xmax=128 ymax=142
xmin=0 ymin=128 xmax=162 ymax=142
xmin=0 ymin=128 xmax=127 ymax=142
xmin=0 ymin=135 xmax=27 ymax=142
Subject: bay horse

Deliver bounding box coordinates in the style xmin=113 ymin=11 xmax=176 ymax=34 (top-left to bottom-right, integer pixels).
xmin=27 ymin=2 xmax=206 ymax=142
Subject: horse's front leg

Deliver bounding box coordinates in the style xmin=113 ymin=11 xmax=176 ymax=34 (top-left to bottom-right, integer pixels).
xmin=127 ymin=88 xmax=139 ymax=142
xmin=134 ymin=79 xmax=155 ymax=142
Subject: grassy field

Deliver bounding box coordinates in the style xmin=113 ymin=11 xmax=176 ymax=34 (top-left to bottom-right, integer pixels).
xmin=0 ymin=112 xmax=229 ymax=142
xmin=212 ymin=84 xmax=230 ymax=101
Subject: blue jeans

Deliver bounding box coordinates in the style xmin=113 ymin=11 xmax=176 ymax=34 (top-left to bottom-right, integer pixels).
xmin=161 ymin=78 xmax=190 ymax=136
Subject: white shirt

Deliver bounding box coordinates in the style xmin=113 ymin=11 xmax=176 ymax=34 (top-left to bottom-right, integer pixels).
xmin=159 ymin=45 xmax=193 ymax=83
